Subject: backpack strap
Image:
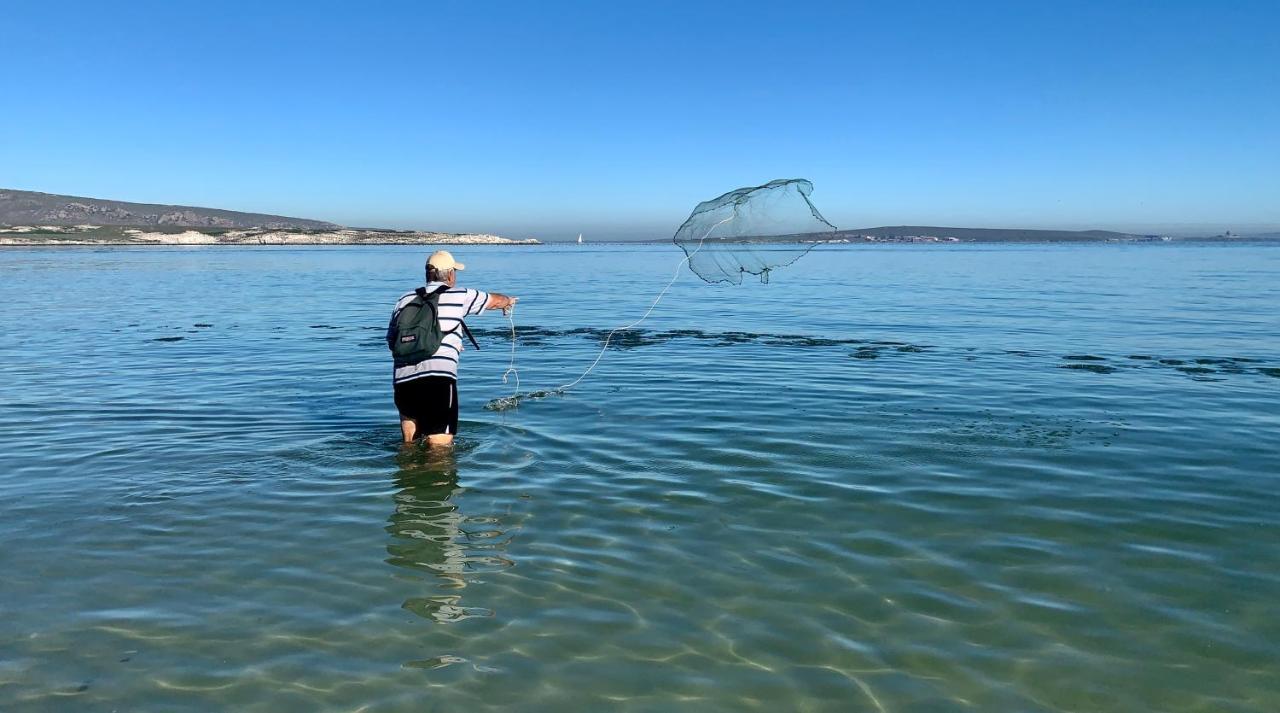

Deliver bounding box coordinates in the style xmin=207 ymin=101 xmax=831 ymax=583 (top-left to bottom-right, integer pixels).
xmin=459 ymin=321 xmax=481 ymax=351
xmin=427 ymin=284 xmax=482 ymax=350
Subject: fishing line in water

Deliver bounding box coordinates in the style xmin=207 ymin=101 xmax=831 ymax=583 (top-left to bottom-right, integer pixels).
xmin=501 ymin=307 xmax=519 ymax=396
xmin=556 ymin=214 xmax=732 ymax=391
xmin=485 ymin=215 xmax=733 ymax=411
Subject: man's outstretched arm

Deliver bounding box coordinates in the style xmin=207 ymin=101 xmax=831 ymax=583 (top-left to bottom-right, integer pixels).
xmin=486 ymin=293 xmax=518 ymax=312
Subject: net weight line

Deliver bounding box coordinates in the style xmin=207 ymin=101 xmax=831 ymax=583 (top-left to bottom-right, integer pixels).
xmin=486 ymin=214 xmax=734 ymax=411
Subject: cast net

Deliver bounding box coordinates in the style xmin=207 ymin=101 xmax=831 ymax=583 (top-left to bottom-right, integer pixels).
xmin=485 ymin=178 xmax=837 ymax=410
xmin=674 ymin=178 xmax=837 ymax=284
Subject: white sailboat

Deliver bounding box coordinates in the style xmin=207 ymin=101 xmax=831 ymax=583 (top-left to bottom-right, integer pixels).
xmin=577 ymin=233 xmax=583 ymax=245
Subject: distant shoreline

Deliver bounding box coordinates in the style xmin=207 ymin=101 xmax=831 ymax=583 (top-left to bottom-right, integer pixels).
xmin=7 ymin=188 xmax=1274 ymax=247
xmin=0 ymin=225 xmax=540 ymax=247
xmin=0 ymin=240 xmax=545 ymax=245
xmin=8 ymin=237 xmax=1277 ymax=248
xmin=4 ymin=224 xmax=1275 ymax=248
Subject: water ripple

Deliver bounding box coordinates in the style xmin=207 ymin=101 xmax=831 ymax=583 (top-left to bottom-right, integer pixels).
xmin=2 ymin=244 xmax=1279 ymax=711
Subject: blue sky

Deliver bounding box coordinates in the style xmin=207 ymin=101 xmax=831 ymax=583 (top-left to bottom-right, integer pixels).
xmin=3 ymin=0 xmax=1277 ymax=238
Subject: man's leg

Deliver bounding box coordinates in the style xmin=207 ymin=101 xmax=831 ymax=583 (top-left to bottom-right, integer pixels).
xmin=399 ymin=377 xmax=456 ymax=448
xmin=395 ymin=380 xmax=419 ymax=444
xmin=425 ymin=433 xmax=454 ymax=448
xmin=425 ymin=379 xmax=458 ymax=449
xmin=400 ymin=416 xmax=418 ymax=443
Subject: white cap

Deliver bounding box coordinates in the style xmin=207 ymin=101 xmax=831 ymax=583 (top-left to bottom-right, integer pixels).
xmin=426 ymin=250 xmax=465 ymax=272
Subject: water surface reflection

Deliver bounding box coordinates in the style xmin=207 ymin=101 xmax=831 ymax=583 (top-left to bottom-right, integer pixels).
xmin=386 ymin=448 xmax=515 ymax=625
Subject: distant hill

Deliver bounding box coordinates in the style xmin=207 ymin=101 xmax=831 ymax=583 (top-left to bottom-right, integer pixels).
xmin=838 ymin=226 xmax=1144 ymax=242
xmin=0 ymin=189 xmax=338 ymax=230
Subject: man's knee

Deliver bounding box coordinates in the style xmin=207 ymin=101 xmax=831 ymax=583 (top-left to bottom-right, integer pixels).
xmin=426 ymin=433 xmax=455 ymax=448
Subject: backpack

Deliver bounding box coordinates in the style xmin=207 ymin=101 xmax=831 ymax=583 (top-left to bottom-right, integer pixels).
xmin=386 ymin=286 xmax=480 ymax=367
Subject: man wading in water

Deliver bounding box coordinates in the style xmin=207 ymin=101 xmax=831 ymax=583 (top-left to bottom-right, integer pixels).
xmin=387 ymin=250 xmax=517 ymax=447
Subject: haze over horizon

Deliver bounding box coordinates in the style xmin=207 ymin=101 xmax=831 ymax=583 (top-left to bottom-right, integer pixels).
xmin=3 ymin=1 xmax=1277 ymax=240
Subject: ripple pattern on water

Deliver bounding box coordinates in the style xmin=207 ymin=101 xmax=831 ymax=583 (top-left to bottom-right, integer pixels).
xmin=2 ymin=244 xmax=1279 ymax=711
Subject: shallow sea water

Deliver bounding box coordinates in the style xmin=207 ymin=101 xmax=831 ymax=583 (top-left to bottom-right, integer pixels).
xmin=1 ymin=242 xmax=1278 ymax=711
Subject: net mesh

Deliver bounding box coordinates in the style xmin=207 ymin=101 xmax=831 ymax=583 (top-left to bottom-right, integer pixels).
xmin=674 ymin=178 xmax=837 ymax=284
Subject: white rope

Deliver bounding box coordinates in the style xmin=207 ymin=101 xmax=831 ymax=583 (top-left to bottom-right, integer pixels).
xmin=500 ymin=307 xmax=519 ymax=396
xmin=486 ymin=214 xmax=732 ymax=411
xmin=553 ymin=214 xmax=733 ymax=392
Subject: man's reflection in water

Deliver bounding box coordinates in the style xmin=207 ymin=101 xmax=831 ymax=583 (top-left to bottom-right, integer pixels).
xmin=386 ymin=447 xmax=510 ymax=623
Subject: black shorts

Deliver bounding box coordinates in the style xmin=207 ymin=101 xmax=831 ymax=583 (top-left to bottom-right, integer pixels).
xmin=393 ymin=376 xmax=459 ymax=435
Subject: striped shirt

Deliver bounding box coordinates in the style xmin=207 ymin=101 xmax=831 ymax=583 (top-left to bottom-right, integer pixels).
xmin=389 ymin=282 xmax=489 ymax=383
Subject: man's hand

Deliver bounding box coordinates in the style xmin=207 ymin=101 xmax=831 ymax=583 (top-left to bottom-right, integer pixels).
xmin=487 ymin=293 xmax=518 ymax=313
